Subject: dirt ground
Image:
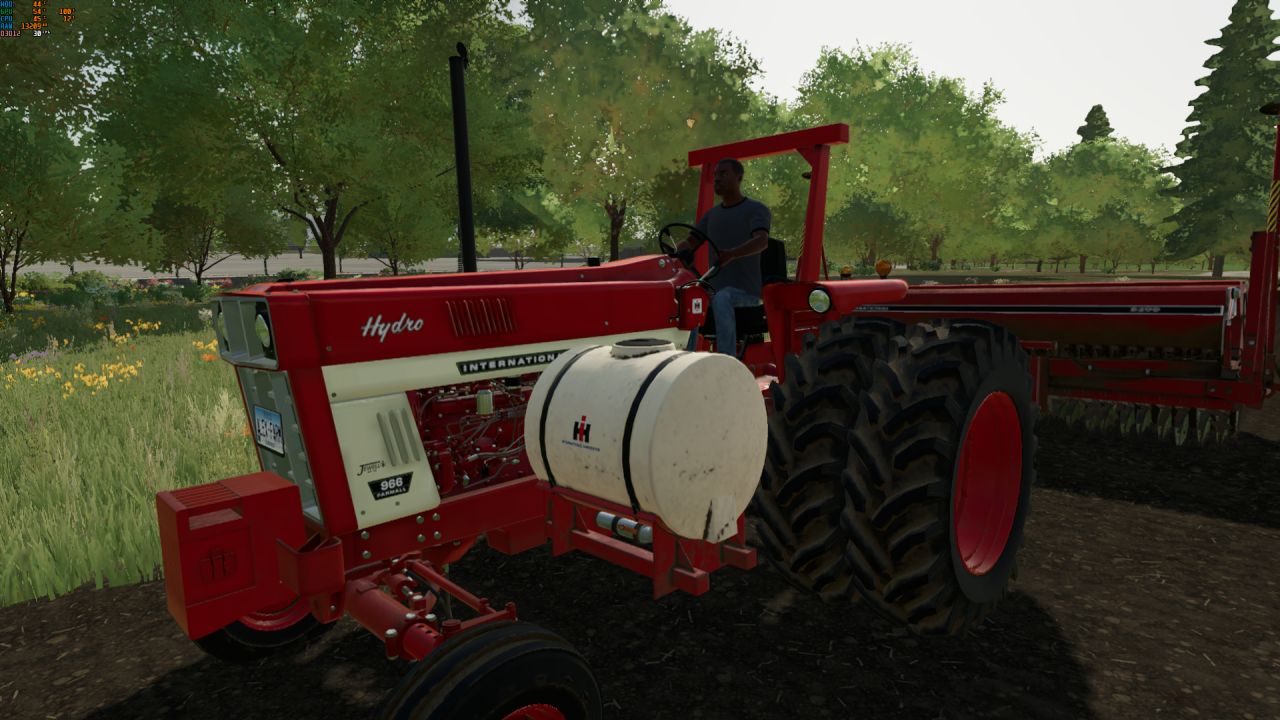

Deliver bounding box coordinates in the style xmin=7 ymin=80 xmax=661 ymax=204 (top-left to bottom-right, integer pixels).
xmin=2 ymin=413 xmax=1279 ymax=720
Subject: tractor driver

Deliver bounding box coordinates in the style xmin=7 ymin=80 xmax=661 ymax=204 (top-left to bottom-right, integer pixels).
xmin=675 ymin=157 xmax=771 ymax=356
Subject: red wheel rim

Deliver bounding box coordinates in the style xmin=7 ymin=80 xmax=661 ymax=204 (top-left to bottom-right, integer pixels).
xmin=502 ymin=704 xmax=568 ymax=720
xmin=237 ymin=597 xmax=312 ymax=632
xmin=953 ymin=391 xmax=1022 ymax=576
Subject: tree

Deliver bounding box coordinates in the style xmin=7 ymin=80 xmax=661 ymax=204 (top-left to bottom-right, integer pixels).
xmin=1045 ymin=139 xmax=1177 ymax=274
xmin=792 ymin=45 xmax=1037 ymax=270
xmin=521 ymin=0 xmax=762 ymax=261
xmin=1164 ymin=0 xmax=1280 ymax=275
xmin=95 ymin=1 xmax=535 ymax=279
xmin=145 ymin=196 xmax=238 ymax=285
xmin=472 ymin=180 xmax=582 ymax=268
xmin=0 ymin=114 xmax=145 ymax=312
xmin=1077 ymin=104 xmax=1115 ymax=142
xmin=823 ymin=191 xmax=919 ymax=266
xmin=351 ymin=184 xmax=454 ymax=276
xmin=0 ymin=3 xmax=103 ymax=121
xmin=221 ymin=185 xmax=304 ymax=277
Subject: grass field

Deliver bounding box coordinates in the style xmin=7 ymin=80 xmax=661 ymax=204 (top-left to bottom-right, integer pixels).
xmin=0 ymin=304 xmax=258 ymax=607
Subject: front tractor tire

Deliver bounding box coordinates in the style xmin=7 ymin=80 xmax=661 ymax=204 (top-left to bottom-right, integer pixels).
xmin=194 ymin=597 xmax=333 ymax=664
xmin=378 ymin=621 xmax=601 ymax=720
xmin=752 ymin=317 xmax=1037 ymax=635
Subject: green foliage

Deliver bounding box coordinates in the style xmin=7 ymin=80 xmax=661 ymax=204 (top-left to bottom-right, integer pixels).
xmin=1043 ymin=139 xmax=1177 ymax=271
xmin=793 ymin=45 xmax=1037 ymax=267
xmin=273 ymin=268 xmax=321 ymax=282
xmin=93 ymin=0 xmax=534 ymax=279
xmin=521 ymin=0 xmax=764 ymax=259
xmin=1165 ymin=0 xmax=1280 ymax=261
xmin=908 ymin=259 xmax=944 ymax=271
xmin=350 ymin=173 xmax=457 ymax=275
xmin=0 ymin=322 xmax=255 ymax=605
xmin=1077 ymin=104 xmax=1115 ymax=142
xmin=145 ymin=285 xmax=185 ymax=303
xmin=0 ymin=1 xmax=1234 ymax=284
xmin=181 ymin=283 xmax=220 ymax=303
xmin=17 ymin=272 xmax=72 ymax=294
xmin=66 ymin=270 xmax=113 ymax=292
xmin=0 ymin=299 xmax=207 ymax=358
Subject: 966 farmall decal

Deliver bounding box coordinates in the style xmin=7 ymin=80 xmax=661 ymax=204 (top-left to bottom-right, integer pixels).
xmin=368 ymin=472 xmax=413 ymax=500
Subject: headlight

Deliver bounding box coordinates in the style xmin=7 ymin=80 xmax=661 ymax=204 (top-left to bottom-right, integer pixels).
xmin=255 ymin=312 xmax=272 ymax=349
xmin=808 ymin=288 xmax=832 ymax=313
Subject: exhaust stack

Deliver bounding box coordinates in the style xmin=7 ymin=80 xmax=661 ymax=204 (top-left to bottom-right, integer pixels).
xmin=450 ymin=43 xmax=478 ymax=273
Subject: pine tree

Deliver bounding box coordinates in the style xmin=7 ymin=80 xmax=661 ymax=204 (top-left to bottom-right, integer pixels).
xmin=1164 ymin=0 xmax=1280 ymax=273
xmin=1077 ymin=104 xmax=1114 ymax=142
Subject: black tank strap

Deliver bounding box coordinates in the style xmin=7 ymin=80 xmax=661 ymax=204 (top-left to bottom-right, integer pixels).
xmin=620 ymin=352 xmax=689 ymax=514
xmin=536 ymin=345 xmax=602 ymax=487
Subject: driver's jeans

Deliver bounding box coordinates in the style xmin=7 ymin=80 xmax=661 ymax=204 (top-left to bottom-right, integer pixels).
xmin=685 ymin=286 xmax=761 ymax=356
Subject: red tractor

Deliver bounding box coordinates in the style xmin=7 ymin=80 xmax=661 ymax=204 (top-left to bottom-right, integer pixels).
xmin=156 ymin=107 xmax=1280 ymax=718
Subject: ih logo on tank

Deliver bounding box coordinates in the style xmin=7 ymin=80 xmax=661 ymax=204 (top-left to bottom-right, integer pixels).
xmin=563 ymin=415 xmax=600 ymax=452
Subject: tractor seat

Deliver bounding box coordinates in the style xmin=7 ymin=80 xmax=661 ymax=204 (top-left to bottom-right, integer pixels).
xmin=700 ymin=237 xmax=788 ymax=343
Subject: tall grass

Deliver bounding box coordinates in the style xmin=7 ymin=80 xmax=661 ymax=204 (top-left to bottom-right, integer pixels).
xmin=0 ymin=302 xmax=212 ymax=359
xmin=0 ymin=313 xmax=258 ymax=607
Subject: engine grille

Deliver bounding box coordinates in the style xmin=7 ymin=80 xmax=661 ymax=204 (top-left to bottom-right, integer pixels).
xmin=446 ymin=298 xmax=515 ymax=338
xmin=377 ymin=405 xmax=424 ymax=468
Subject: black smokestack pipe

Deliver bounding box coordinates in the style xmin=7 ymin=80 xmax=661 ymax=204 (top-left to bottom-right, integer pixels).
xmin=450 ymin=43 xmax=478 ymax=273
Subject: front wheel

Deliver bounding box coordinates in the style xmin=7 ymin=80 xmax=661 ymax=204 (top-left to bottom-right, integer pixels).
xmin=378 ymin=621 xmax=601 ymax=720
xmin=194 ymin=596 xmax=333 ymax=664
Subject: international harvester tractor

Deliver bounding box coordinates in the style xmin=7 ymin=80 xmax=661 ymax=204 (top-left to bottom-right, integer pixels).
xmin=154 ymin=72 xmax=1280 ymax=718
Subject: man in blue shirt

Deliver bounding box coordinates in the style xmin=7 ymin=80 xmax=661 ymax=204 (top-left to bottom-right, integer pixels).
xmin=675 ymin=158 xmax=772 ymax=355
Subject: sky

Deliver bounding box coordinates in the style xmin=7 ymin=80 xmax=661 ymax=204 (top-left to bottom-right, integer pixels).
xmin=661 ymin=0 xmax=1280 ymax=158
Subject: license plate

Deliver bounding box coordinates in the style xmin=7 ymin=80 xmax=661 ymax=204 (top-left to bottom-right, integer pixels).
xmin=254 ymin=406 xmax=284 ymax=455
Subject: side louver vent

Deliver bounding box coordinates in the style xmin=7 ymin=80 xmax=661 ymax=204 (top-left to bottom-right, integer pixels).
xmin=377 ymin=406 xmax=424 ymax=467
xmin=446 ymin=298 xmax=515 ymax=337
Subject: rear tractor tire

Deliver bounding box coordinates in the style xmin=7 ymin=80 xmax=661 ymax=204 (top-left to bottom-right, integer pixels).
xmin=753 ymin=317 xmax=1037 ymax=635
xmin=194 ymin=596 xmax=333 ymax=664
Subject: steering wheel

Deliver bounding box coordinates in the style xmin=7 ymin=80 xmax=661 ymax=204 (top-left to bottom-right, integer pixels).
xmin=657 ymin=222 xmax=721 ymax=267
xmin=657 ymin=222 xmax=722 ymax=288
